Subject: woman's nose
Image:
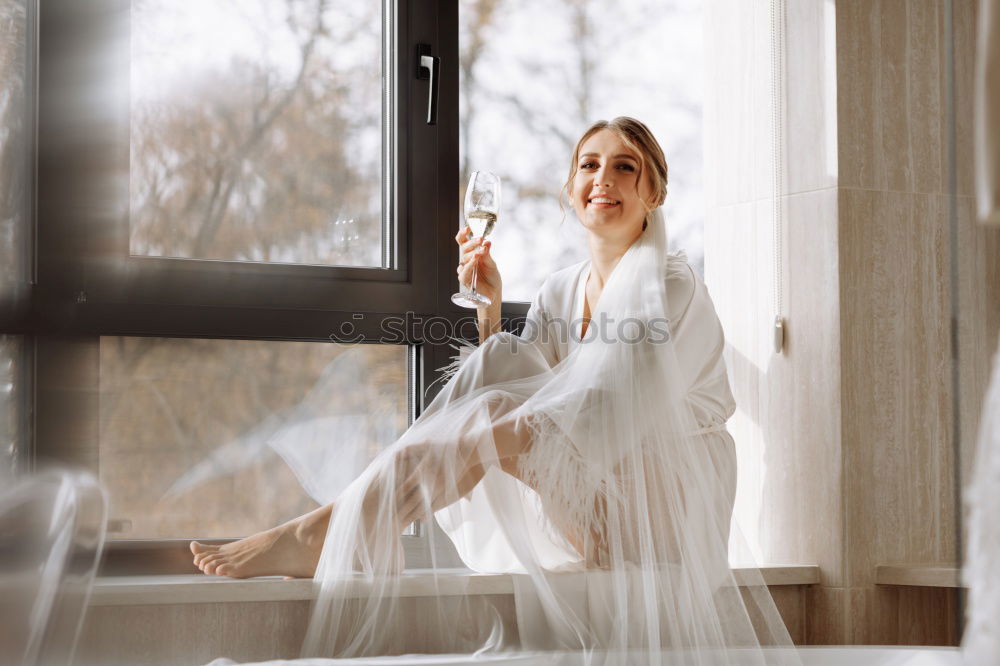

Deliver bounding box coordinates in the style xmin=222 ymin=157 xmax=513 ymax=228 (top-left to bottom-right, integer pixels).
xmin=595 ymin=166 xmax=614 ymax=188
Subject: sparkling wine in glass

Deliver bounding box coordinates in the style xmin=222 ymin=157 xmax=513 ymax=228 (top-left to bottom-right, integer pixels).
xmin=452 ymin=171 xmax=501 ymax=308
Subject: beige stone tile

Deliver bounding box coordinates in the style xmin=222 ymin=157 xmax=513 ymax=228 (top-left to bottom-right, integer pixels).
xmin=77 ymin=601 xmax=311 ymax=666
xmin=767 ymin=585 xmax=807 ymax=645
xmin=805 ymin=586 xmax=847 ymax=644
xmin=896 ymin=586 xmax=960 ymax=646
xmin=707 ymin=191 xmax=845 ymax=587
xmin=952 ymin=0 xmax=977 ymax=198
xmin=835 ymin=0 xmax=882 ymax=191
xmin=755 ymin=190 xmax=844 ymax=586
xmin=846 ymin=585 xmax=955 ymax=647
xmin=702 ymin=0 xmax=775 ymax=207
xmin=839 ymin=189 xmax=957 ymax=587
xmin=836 ymin=0 xmax=949 ymax=194
xmin=396 ymin=595 xmax=519 ymax=653
xmin=785 ymin=0 xmax=839 ymax=195
xmin=872 ymin=0 xmax=918 ymax=193
xmin=738 ymin=583 xmax=806 ymax=647
xmin=848 ymin=585 xmax=899 ymax=644
xmin=706 ymin=200 xmax=830 ymax=575
xmin=78 ymin=595 xmax=520 ymax=664
xmin=906 ymin=0 xmax=949 ymax=196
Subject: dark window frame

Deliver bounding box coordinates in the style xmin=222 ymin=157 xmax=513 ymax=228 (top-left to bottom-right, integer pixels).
xmin=7 ymin=0 xmax=531 ymax=573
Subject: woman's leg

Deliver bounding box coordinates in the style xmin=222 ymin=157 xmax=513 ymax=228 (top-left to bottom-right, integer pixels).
xmin=190 ymin=501 xmax=332 ymax=578
xmin=190 ymin=396 xmax=535 ymax=578
xmin=190 ymin=334 xmax=546 ymax=578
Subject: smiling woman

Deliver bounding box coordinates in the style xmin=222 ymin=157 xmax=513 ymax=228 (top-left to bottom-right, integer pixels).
xmin=561 ymin=119 xmax=671 ymax=337
xmin=564 ymin=118 xmax=669 ymax=238
xmin=185 ymin=117 xmax=796 ymax=664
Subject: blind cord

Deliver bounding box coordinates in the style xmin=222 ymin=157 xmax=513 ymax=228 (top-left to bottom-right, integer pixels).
xmin=770 ymin=0 xmax=786 ymax=354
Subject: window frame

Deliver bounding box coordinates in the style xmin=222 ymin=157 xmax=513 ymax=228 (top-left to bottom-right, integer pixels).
xmin=37 ymin=0 xmax=429 ymax=316
xmin=7 ymin=0 xmax=532 ymax=574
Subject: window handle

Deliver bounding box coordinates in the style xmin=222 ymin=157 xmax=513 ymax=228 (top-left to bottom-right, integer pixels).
xmin=416 ymin=44 xmax=439 ymax=125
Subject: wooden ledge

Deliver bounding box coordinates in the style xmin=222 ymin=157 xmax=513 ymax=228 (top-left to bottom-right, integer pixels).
xmin=89 ymin=569 xmax=509 ymax=606
xmin=742 ymin=564 xmax=820 ymax=586
xmin=874 ymin=564 xmax=962 ymax=588
xmin=90 ymin=564 xmax=820 ymax=607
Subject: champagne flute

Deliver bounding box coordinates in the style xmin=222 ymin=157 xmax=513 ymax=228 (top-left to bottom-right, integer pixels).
xmin=452 ymin=171 xmax=501 ymax=308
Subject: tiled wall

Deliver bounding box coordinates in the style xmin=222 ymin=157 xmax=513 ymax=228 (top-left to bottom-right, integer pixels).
xmin=705 ymin=0 xmax=998 ymax=645
xmin=76 ymin=586 xmax=810 ymax=665
xmin=703 ymin=0 xmax=844 ymax=631
xmin=836 ymin=0 xmax=996 ymax=644
xmin=75 ymin=1 xmax=998 ymax=659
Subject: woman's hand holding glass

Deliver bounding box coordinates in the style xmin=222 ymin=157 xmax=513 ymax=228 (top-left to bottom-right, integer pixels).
xmin=454 ymin=226 xmax=502 ymax=310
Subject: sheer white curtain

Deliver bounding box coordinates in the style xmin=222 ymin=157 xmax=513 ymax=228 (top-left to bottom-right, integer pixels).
xmin=974 ymin=0 xmax=1000 ymax=227
xmin=963 ymin=1 xmax=1000 ymax=663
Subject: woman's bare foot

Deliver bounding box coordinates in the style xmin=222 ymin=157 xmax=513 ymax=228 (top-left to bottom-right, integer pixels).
xmin=190 ymin=505 xmax=331 ymax=579
xmin=192 ymin=443 xmax=437 ymax=579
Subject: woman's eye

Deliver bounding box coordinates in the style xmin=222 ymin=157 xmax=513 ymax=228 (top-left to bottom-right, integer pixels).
xmin=580 ymin=161 xmax=597 ymax=169
xmin=617 ymin=164 xmax=636 ymax=172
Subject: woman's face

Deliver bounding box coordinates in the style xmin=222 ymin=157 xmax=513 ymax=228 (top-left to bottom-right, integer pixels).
xmin=569 ymin=129 xmax=656 ymax=239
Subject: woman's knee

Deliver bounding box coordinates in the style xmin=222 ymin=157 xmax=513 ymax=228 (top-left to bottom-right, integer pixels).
xmin=480 ymin=389 xmax=521 ymax=420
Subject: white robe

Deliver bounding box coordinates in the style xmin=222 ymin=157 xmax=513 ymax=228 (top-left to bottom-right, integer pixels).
xmin=435 ymin=251 xmax=738 ymax=576
xmin=300 ymin=213 xmax=796 ymax=658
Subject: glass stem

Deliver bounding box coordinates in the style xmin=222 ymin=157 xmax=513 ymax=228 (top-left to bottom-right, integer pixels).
xmin=470 ymin=261 xmax=480 ymax=294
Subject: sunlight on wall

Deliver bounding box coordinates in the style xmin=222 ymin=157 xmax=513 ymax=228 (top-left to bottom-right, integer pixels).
xmin=824 ymin=0 xmax=838 ymax=180
xmin=729 ymin=407 xmax=765 ymax=565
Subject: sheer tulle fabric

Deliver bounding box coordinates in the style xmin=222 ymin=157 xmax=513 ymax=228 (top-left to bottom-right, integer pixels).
xmin=963 ymin=334 xmax=1000 ymax=665
xmin=299 ymin=211 xmax=799 ymax=664
xmin=1 ymin=469 xmax=107 ymax=666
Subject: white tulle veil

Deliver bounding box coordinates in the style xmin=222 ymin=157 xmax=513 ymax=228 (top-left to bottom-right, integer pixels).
xmin=290 ymin=208 xmax=799 ymax=664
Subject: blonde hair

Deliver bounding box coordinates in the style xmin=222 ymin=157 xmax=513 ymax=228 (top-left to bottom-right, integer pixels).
xmin=560 ymin=117 xmax=669 ymax=230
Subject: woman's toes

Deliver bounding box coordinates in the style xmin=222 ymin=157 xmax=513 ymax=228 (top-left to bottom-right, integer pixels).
xmin=190 ymin=540 xmax=212 ymax=555
xmin=191 ymin=542 xmax=220 ymax=567
xmin=201 ymin=555 xmax=223 ymax=574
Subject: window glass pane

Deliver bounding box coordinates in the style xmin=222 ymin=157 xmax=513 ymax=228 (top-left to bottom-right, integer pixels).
xmin=459 ymin=0 xmax=704 ymax=302
xmin=1 ymin=0 xmax=28 ymax=295
xmin=130 ymin=0 xmax=383 ymax=267
xmin=99 ymin=338 xmax=408 ymax=538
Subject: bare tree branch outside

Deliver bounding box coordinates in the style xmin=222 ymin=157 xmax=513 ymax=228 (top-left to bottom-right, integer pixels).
xmin=95 ymin=0 xmax=706 ymax=539
xmin=459 ymin=0 xmax=704 ymax=302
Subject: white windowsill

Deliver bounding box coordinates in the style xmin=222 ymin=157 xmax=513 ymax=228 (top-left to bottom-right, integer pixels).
xmin=90 ymin=564 xmax=820 ymax=607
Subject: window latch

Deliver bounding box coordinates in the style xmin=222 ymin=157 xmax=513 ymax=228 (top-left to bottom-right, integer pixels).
xmin=416 ymin=44 xmax=439 ymax=125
